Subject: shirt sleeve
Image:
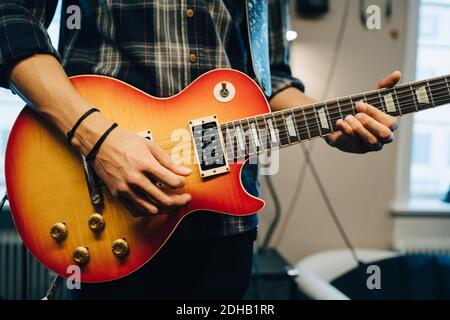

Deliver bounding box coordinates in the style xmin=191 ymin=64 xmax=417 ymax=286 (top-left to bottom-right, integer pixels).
xmin=268 ymin=0 xmax=305 ymax=97
xmin=0 ymin=0 xmax=60 ymax=88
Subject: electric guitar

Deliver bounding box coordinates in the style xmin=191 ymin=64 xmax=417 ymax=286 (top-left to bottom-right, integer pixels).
xmin=5 ymin=69 xmax=450 ymax=283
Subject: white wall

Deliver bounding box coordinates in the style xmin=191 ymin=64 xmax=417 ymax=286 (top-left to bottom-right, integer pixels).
xmin=258 ymin=0 xmax=409 ymax=264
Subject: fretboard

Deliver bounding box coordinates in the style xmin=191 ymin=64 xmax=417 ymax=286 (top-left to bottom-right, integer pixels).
xmin=221 ymin=74 xmax=450 ymax=161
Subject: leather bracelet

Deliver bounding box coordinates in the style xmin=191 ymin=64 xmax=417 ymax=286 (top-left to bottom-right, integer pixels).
xmin=66 ymin=108 xmax=100 ymax=144
xmin=85 ymin=123 xmax=118 ymax=162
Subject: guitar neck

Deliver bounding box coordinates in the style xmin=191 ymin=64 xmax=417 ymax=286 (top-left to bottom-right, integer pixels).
xmin=221 ymin=75 xmax=450 ymax=161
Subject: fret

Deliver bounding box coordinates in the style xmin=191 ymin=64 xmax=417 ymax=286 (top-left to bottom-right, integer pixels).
xmin=338 ymin=97 xmax=354 ymax=119
xmin=408 ymin=84 xmax=419 ymax=113
xmin=323 ymin=101 xmax=334 ymax=132
xmin=393 ymin=87 xmax=402 ymax=116
xmin=265 ymin=114 xmax=280 ymax=147
xmin=283 ymin=113 xmax=294 ymax=145
xmin=302 ymin=107 xmax=313 ymax=139
xmin=336 ymin=99 xmax=344 ymax=119
xmin=293 ymin=107 xmax=310 ymax=141
xmin=376 ymin=90 xmax=386 ymax=113
xmin=234 ymin=120 xmax=247 ymax=159
xmin=352 ymin=94 xmax=365 ymax=106
xmin=248 ymin=117 xmax=261 ymax=153
xmin=349 ymin=96 xmax=356 ymax=115
xmin=446 ymin=76 xmax=450 ymax=97
xmin=289 ymin=109 xmax=302 ymax=142
xmin=285 ymin=110 xmax=299 ymax=143
xmin=410 ymin=82 xmax=433 ymax=111
xmin=365 ymin=91 xmax=382 ymax=110
xmin=361 ymin=92 xmax=368 ymax=105
xmin=273 ymin=112 xmax=290 ymax=146
xmin=314 ymin=103 xmax=333 ymax=135
xmin=324 ymin=100 xmax=340 ymax=132
xmin=426 ymin=81 xmax=436 ymax=106
xmin=380 ymin=88 xmax=400 ymax=116
xmin=244 ymin=118 xmax=254 ymax=153
xmin=225 ymin=122 xmax=237 ymax=161
xmin=428 ymin=76 xmax=450 ymax=107
xmin=255 ymin=115 xmax=268 ymax=151
xmin=304 ymin=105 xmax=322 ymax=137
xmin=392 ymin=83 xmax=412 ymax=115
xmin=351 ymin=93 xmax=365 ymax=116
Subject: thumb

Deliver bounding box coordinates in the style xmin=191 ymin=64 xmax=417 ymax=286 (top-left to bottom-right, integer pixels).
xmin=375 ymin=71 xmax=402 ymax=89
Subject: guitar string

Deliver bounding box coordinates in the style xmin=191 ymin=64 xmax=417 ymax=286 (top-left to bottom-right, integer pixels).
xmin=151 ymin=75 xmax=449 ymax=145
xmin=159 ymin=90 xmax=450 ymax=162
xmin=159 ymin=87 xmax=450 ymax=156
xmin=154 ymin=84 xmax=450 ymax=157
xmin=151 ymin=79 xmax=450 ymax=150
xmin=169 ymin=89 xmax=450 ymax=163
xmin=225 ymin=93 xmax=450 ymax=162
xmin=151 ymin=78 xmax=449 ymax=147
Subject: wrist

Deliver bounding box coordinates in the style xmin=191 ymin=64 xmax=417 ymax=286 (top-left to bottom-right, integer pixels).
xmin=71 ymin=112 xmax=114 ymax=156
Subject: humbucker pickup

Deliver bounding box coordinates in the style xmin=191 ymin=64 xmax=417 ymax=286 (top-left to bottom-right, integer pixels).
xmin=189 ymin=115 xmax=230 ymax=179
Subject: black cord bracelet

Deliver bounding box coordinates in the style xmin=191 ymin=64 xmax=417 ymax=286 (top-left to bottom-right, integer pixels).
xmin=66 ymin=108 xmax=100 ymax=144
xmin=85 ymin=123 xmax=119 ymax=162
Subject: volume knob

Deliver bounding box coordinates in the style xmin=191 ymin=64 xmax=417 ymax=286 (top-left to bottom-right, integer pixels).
xmin=50 ymin=222 xmax=68 ymax=241
xmin=112 ymin=239 xmax=129 ymax=258
xmin=88 ymin=213 xmax=105 ymax=233
xmin=73 ymin=247 xmax=90 ymax=265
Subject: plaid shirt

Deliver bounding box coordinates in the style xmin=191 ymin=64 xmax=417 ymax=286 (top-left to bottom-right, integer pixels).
xmin=0 ymin=0 xmax=304 ymax=239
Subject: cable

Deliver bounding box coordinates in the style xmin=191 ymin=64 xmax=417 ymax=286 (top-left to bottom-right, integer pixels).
xmin=0 ymin=193 xmax=6 ymax=212
xmin=274 ymin=0 xmax=354 ymax=248
xmin=273 ymin=143 xmax=313 ymax=247
xmin=301 ymin=144 xmax=361 ymax=265
xmin=301 ymin=0 xmax=361 ymax=265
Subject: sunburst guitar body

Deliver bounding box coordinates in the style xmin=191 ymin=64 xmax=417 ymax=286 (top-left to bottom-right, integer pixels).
xmin=5 ymin=69 xmax=268 ymax=283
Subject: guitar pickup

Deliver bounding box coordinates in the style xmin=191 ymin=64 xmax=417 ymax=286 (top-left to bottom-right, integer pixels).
xmin=189 ymin=116 xmax=230 ymax=179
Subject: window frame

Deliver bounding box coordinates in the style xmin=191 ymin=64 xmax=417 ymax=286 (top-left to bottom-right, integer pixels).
xmin=392 ymin=0 xmax=450 ymax=215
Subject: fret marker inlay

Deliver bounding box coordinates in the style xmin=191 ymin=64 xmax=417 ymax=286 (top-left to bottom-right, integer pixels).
xmin=416 ymin=86 xmax=430 ymax=104
xmin=250 ymin=123 xmax=260 ymax=148
xmin=384 ymin=93 xmax=396 ymax=113
xmin=267 ymin=119 xmax=278 ymax=144
xmin=285 ymin=115 xmax=297 ymax=137
xmin=236 ymin=126 xmax=246 ymax=152
xmin=317 ymin=108 xmax=330 ymax=130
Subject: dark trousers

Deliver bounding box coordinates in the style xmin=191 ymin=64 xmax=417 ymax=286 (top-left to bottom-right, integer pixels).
xmin=74 ymin=230 xmax=256 ymax=300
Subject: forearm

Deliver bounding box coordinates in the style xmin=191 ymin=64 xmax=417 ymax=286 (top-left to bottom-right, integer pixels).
xmin=8 ymin=54 xmax=112 ymax=155
xmin=269 ymin=87 xmax=317 ymax=111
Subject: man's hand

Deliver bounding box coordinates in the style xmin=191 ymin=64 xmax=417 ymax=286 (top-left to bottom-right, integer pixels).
xmin=328 ymin=71 xmax=401 ymax=154
xmin=90 ymin=126 xmax=192 ymax=216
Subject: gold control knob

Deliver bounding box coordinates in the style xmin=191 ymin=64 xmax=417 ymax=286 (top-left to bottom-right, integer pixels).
xmin=88 ymin=213 xmax=105 ymax=233
xmin=50 ymin=222 xmax=68 ymax=241
xmin=112 ymin=239 xmax=129 ymax=258
xmin=73 ymin=247 xmax=90 ymax=265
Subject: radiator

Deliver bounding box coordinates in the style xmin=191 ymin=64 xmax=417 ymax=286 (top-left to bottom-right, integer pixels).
xmin=0 ymin=231 xmax=71 ymax=300
xmin=394 ymin=237 xmax=450 ymax=255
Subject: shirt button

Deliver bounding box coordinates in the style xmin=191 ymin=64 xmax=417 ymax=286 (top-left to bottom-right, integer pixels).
xmin=186 ymin=9 xmax=194 ymax=18
xmin=189 ymin=53 xmax=197 ymax=63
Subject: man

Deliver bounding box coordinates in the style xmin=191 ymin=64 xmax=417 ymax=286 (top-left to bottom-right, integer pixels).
xmin=0 ymin=1 xmax=398 ymax=299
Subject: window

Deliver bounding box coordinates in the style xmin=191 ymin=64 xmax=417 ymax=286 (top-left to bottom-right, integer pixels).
xmin=409 ymin=0 xmax=450 ymax=200
xmin=0 ymin=2 xmax=61 ymax=196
